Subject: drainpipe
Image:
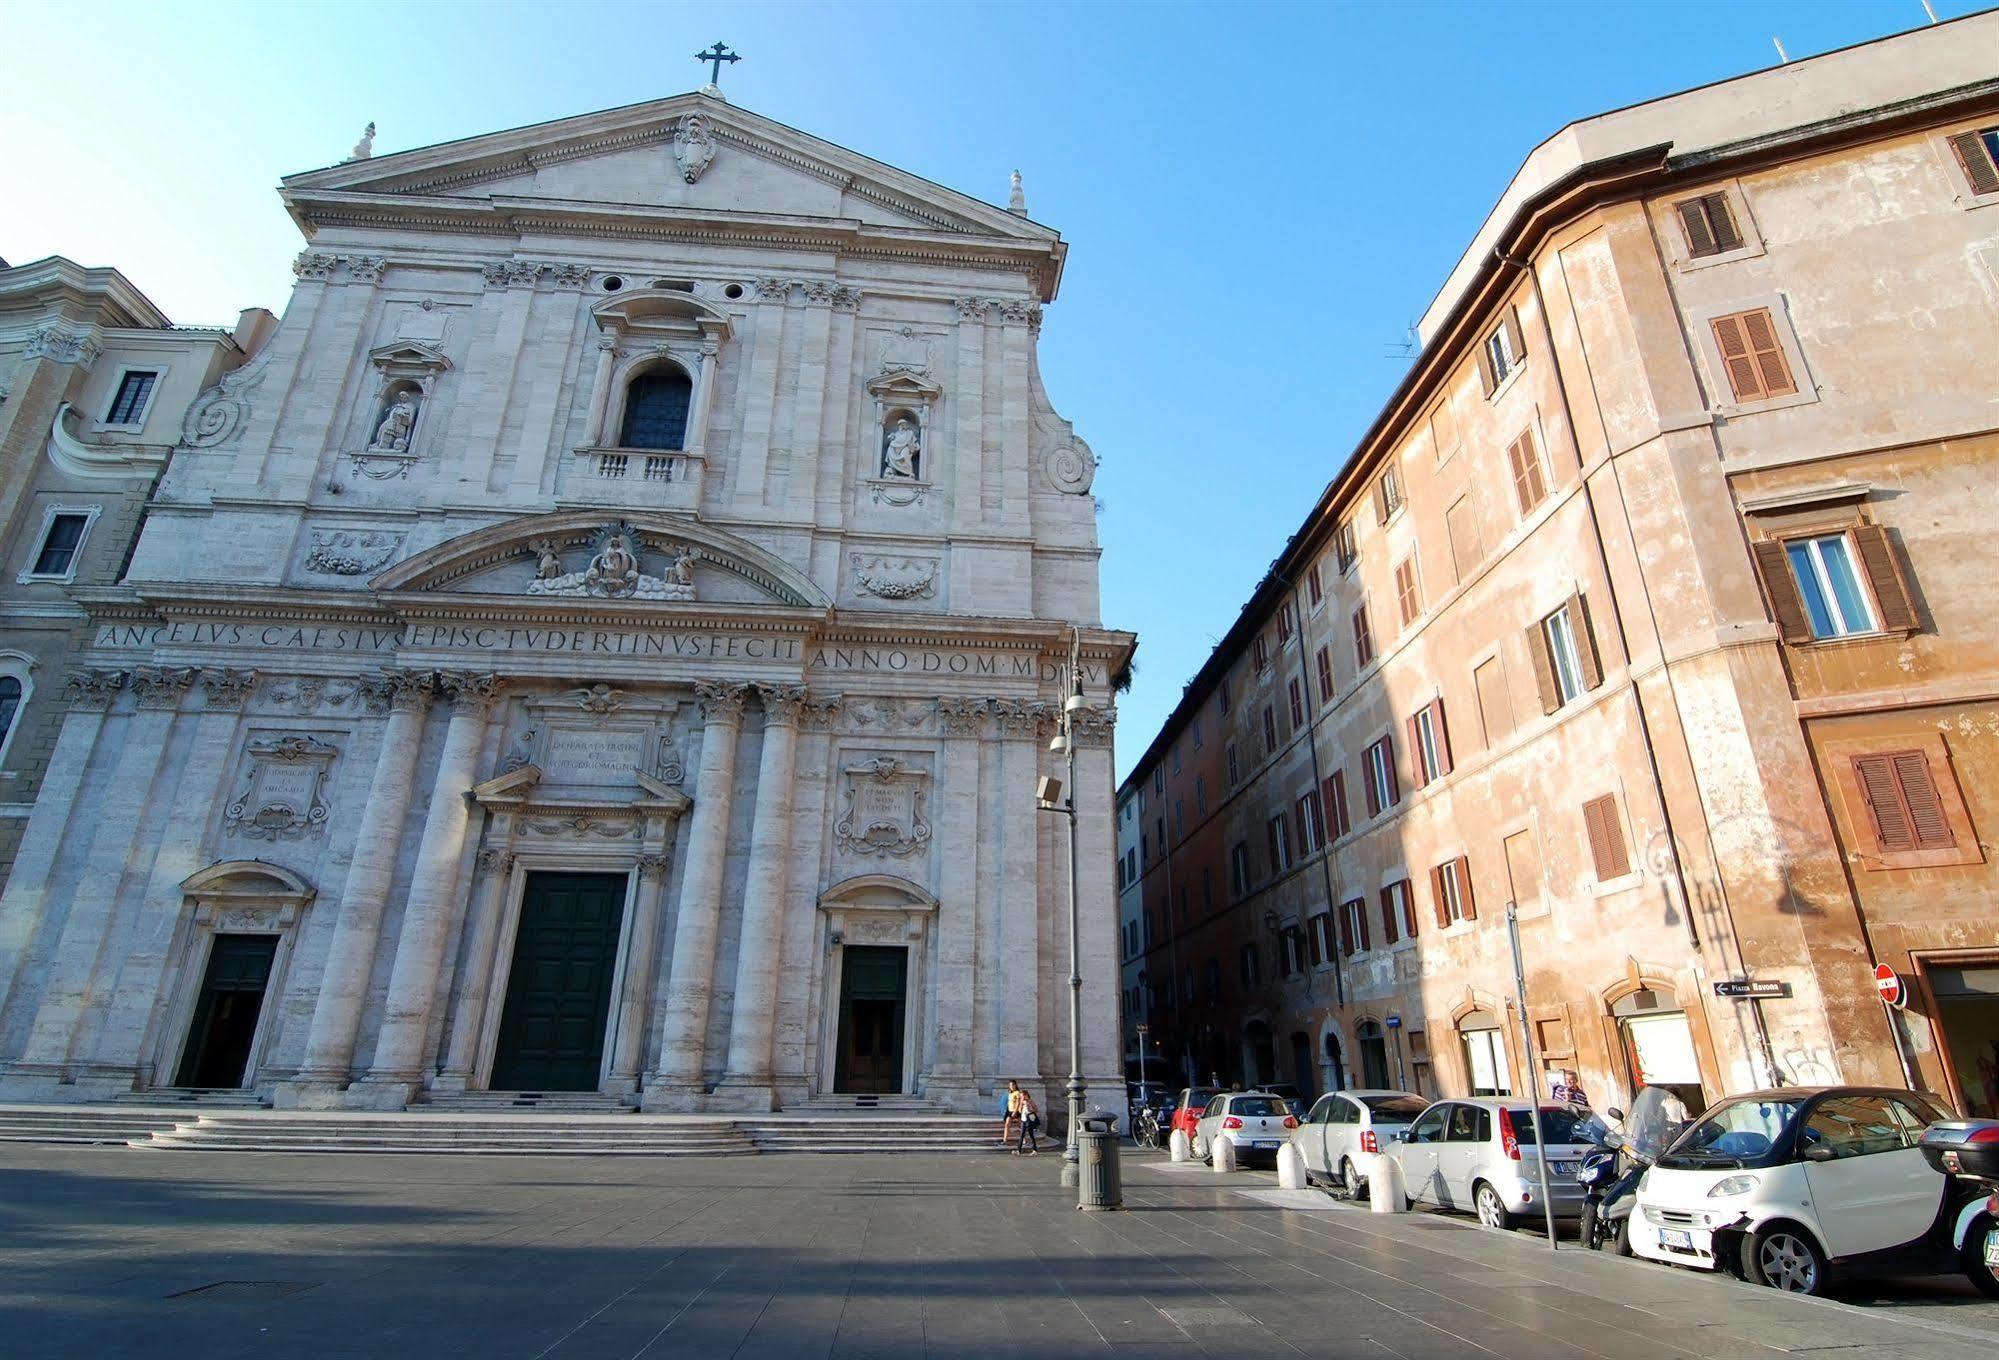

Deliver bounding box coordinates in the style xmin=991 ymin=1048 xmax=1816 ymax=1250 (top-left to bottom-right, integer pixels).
xmin=1495 ymin=246 xmax=1780 ymax=1090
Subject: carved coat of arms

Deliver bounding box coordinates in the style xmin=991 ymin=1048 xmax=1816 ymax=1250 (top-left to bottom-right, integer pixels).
xmin=225 ymin=734 xmax=339 ymax=841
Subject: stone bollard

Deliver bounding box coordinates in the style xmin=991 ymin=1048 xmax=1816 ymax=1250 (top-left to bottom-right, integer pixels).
xmin=1276 ymin=1141 xmax=1307 ymax=1190
xmin=1169 ymin=1128 xmax=1190 ymax=1163
xmin=1211 ymin=1137 xmax=1237 ymax=1173
xmin=1367 ymin=1151 xmax=1406 ymax=1213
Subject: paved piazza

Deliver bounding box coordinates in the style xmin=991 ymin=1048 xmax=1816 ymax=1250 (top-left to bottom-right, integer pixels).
xmin=3 ymin=1146 xmax=1994 ymax=1359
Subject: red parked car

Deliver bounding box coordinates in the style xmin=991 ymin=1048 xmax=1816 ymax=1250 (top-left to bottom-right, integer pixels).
xmin=1170 ymin=1087 xmax=1221 ymax=1142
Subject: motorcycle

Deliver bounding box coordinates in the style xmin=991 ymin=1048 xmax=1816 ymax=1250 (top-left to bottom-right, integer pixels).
xmin=1574 ymin=1086 xmax=1688 ymax=1253
xmin=1916 ymin=1118 xmax=1999 ymax=1298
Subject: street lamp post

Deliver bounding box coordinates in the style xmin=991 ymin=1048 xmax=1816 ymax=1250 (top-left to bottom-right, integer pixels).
xmin=1037 ymin=628 xmax=1089 ymax=1189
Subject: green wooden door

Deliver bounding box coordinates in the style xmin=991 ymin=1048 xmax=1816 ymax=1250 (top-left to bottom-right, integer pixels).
xmin=834 ymin=946 xmax=907 ymax=1094
xmin=175 ymin=934 xmax=277 ymax=1088
xmin=490 ymin=872 xmax=628 ymax=1091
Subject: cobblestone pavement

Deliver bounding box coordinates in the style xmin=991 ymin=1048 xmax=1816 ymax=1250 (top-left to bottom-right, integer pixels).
xmin=1 ymin=1142 xmax=1994 ymax=1359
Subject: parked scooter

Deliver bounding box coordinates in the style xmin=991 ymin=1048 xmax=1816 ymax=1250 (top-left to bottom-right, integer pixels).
xmin=1916 ymin=1118 xmax=1999 ymax=1298
xmin=1575 ymin=1087 xmax=1689 ymax=1253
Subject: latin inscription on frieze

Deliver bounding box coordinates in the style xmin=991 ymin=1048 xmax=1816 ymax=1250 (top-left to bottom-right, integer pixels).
xmin=544 ymin=727 xmax=650 ymax=786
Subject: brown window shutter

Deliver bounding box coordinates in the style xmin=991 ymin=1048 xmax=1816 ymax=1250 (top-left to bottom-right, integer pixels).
xmin=1710 ymin=313 xmax=1765 ymax=401
xmin=1503 ymin=306 xmax=1527 ymax=362
xmin=1406 ymin=715 xmax=1427 ymax=790
xmin=1455 ymin=857 xmax=1477 ymax=920
xmin=1677 ymin=198 xmax=1716 ymax=256
xmin=1373 ymin=477 xmax=1390 ymax=525
xmin=1338 ymin=901 xmax=1354 ymax=956
xmin=1849 ymin=525 xmax=1919 ymax=631
xmin=1738 ymin=309 xmax=1797 ymax=398
xmin=1854 ymin=754 xmax=1916 ymax=852
xmin=1583 ymin=794 xmax=1630 ymax=879
xmin=1330 ymin=771 xmax=1348 ymax=836
xmin=1527 ymin=622 xmax=1560 ymax=714
xmin=1429 ymin=867 xmax=1450 ymax=929
xmin=1949 ymin=130 xmax=1999 ymax=196
xmin=1751 ymin=540 xmax=1814 ymax=642
xmin=1507 ymin=433 xmax=1545 ymax=515
xmin=1384 ymin=738 xmax=1400 ymax=805
xmin=1401 ymin=889 xmax=1419 ymax=939
xmin=1432 ymin=700 xmax=1453 ymax=775
xmin=1890 ymin=751 xmax=1956 ymax=850
xmin=1476 ymin=343 xmax=1497 ymax=398
xmin=1363 ymin=752 xmax=1381 ymax=817
xmin=1572 ymin=593 xmax=1604 ymax=689
xmin=1708 ymin=193 xmax=1744 ymax=251
xmin=1357 ymin=902 xmax=1371 ymax=951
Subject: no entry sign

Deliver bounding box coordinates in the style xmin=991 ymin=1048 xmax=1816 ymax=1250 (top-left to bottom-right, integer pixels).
xmin=1875 ymin=963 xmax=1905 ymax=1008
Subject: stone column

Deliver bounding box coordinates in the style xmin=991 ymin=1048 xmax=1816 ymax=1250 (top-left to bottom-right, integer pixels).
xmin=686 ymin=335 xmax=720 ymax=457
xmin=995 ymin=700 xmax=1043 ymax=1080
xmin=607 ymin=850 xmax=672 ymax=1094
xmin=0 ymin=670 xmax=122 ymax=1041
xmin=16 ymin=667 xmax=194 ymax=1075
xmin=928 ymin=698 xmax=987 ymax=1104
xmin=645 ymin=680 xmax=748 ymax=1108
xmin=582 ymin=332 xmax=620 ymax=446
xmin=715 ymin=684 xmax=806 ymax=1109
xmin=1073 ymin=705 xmax=1124 ymax=1096
xmin=95 ymin=668 xmax=257 ymax=1085
xmin=360 ymin=673 xmax=500 ymax=1098
xmin=434 ymin=846 xmax=514 ymax=1092
xmin=289 ymin=672 xmax=434 ymax=1092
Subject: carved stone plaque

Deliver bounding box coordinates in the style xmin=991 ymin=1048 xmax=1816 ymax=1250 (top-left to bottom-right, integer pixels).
xmin=225 ymin=734 xmax=338 ymax=841
xmin=544 ymin=726 xmax=650 ymax=787
xmin=834 ymin=755 xmax=931 ymax=860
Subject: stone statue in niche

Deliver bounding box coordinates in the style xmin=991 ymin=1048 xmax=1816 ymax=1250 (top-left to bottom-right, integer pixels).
xmin=882 ymin=417 xmax=922 ymax=480
xmin=369 ymin=392 xmax=417 ymax=452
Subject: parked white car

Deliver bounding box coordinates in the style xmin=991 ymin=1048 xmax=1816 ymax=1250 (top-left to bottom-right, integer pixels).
xmin=1293 ymin=1089 xmax=1428 ymax=1198
xmin=1390 ymin=1098 xmax=1594 ymax=1229
xmin=1630 ymin=1086 xmax=1960 ymax=1295
xmin=1192 ymin=1091 xmax=1299 ymax=1167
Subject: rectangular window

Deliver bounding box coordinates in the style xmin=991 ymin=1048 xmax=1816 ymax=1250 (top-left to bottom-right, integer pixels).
xmin=1335 ymin=519 xmax=1358 ymax=574
xmin=1266 ymin=813 xmax=1292 ymax=874
xmin=1948 ymin=126 xmax=1999 ymax=196
xmin=1173 ymin=797 xmax=1184 ymax=839
xmin=1502 ymin=829 xmax=1543 ymax=911
xmin=1297 ymin=789 xmax=1324 ymax=854
xmin=1339 ymin=897 xmax=1370 ymax=957
xmin=1473 ymin=657 xmax=1512 ymax=747
xmin=1352 ymin=603 xmax=1374 ymax=669
xmin=1323 ymin=770 xmax=1350 ymax=839
xmin=105 ymin=370 xmax=159 ymax=425
xmin=1252 ymin=632 xmax=1269 ymax=672
xmin=1201 ymin=866 xmax=1215 ymax=913
xmin=1383 ymin=879 xmax=1418 ymax=941
xmin=1226 ymin=741 xmax=1239 ymax=786
xmin=1363 ymin=736 xmax=1398 ymax=816
xmin=29 ymin=512 xmax=90 ymax=578
xmin=1312 ymin=912 xmax=1337 ymax=964
xmin=1529 ymin=596 xmax=1602 ymax=713
xmin=1261 ymin=705 xmax=1278 ymax=757
xmin=1408 ymin=700 xmax=1451 ymax=787
xmin=1581 ymin=794 xmax=1631 ymax=880
xmin=1230 ymin=842 xmax=1251 ymax=897
xmin=1545 ymin=608 xmax=1583 ymax=702
xmin=1374 ymin=464 xmax=1405 ymax=524
xmin=1478 ymin=307 xmax=1526 ymax=395
xmin=1430 ymin=856 xmax=1476 ymax=926
xmin=1785 ymin=533 xmax=1878 ymax=639
xmin=1852 ymin=751 xmax=1956 ymax=853
xmin=1306 ymin=562 xmax=1323 ymax=607
xmin=1192 ymin=717 xmax=1203 ymax=749
xmin=1170 ymin=743 xmax=1182 ymax=774
xmin=1394 ymin=557 xmax=1421 ymax=628
xmin=1153 ymin=766 xmax=1164 ymax=795
xmin=1240 ymin=942 xmax=1261 ymax=987
xmin=1315 ymin=645 xmax=1334 ymax=703
xmin=1446 ymin=496 xmax=1483 ymax=583
xmin=1277 ymin=602 xmax=1294 ymax=645
xmin=1506 ymin=430 xmax=1548 ymax=515
xmin=1676 ymin=191 xmax=1743 ymax=258
xmin=1710 ymin=307 xmax=1797 ymax=403
xmin=1218 ymin=675 xmax=1231 ymax=714
xmin=1195 ymin=773 xmax=1207 ymax=817
xmin=1287 ymin=677 xmax=1304 ymax=728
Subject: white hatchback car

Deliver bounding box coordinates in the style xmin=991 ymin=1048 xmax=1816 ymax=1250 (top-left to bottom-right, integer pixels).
xmin=1293 ymin=1089 xmax=1428 ymax=1198
xmin=1390 ymin=1098 xmax=1594 ymax=1228
xmin=1631 ymin=1086 xmax=1959 ymax=1295
xmin=1192 ymin=1091 xmax=1299 ymax=1167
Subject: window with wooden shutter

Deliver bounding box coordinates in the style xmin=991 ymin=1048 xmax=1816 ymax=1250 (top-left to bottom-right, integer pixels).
xmin=1849 ymin=525 xmax=1919 ymax=632
xmin=1262 ymin=705 xmax=1277 ymax=756
xmin=1335 ymin=518 xmax=1358 ymax=573
xmin=1315 ymin=645 xmax=1334 ymax=703
xmin=1570 ymin=593 xmax=1603 ymax=689
xmin=1710 ymin=307 xmax=1797 ymax=403
xmin=1395 ymin=556 xmax=1421 ymax=627
xmin=1429 ymin=864 xmax=1451 ymax=929
xmin=1853 ymin=751 xmax=1956 ymax=854
xmin=1581 ymin=794 xmax=1630 ymax=880
xmin=1324 ymin=770 xmax=1349 ymax=839
xmin=1374 ymin=465 xmax=1404 ymax=524
xmin=1948 ymin=127 xmax=1999 ymax=197
xmin=1352 ymin=604 xmax=1374 ymax=669
xmin=1752 ymin=539 xmax=1814 ymax=642
xmin=1506 ymin=430 xmax=1548 ymax=515
xmin=1676 ymin=192 xmax=1743 ymax=258
xmin=1307 ymin=562 xmax=1323 ymax=607
xmin=1432 ymin=856 xmax=1476 ymax=924
xmin=1288 ymin=677 xmax=1304 ymax=728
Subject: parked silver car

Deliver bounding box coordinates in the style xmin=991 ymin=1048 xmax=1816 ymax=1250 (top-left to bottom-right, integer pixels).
xmin=1390 ymin=1098 xmax=1594 ymax=1229
xmin=1293 ymin=1089 xmax=1428 ymax=1198
xmin=1192 ymin=1091 xmax=1299 ymax=1167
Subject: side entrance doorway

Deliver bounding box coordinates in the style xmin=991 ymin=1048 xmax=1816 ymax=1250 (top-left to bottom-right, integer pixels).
xmin=834 ymin=945 xmax=906 ymax=1094
xmin=175 ymin=934 xmax=278 ymax=1088
xmin=490 ymin=871 xmax=628 ymax=1092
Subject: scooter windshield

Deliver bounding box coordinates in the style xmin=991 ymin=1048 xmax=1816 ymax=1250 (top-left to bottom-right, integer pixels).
xmin=1627 ymin=1086 xmax=1691 ymax=1161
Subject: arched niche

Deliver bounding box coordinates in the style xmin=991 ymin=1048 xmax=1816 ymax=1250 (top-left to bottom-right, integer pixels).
xmin=584 ymin=291 xmax=732 ymax=474
xmin=351 ymin=342 xmax=450 ymax=481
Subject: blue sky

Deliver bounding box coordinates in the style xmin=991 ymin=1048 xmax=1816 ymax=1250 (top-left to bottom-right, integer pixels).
xmin=0 ymin=0 xmax=1975 ymax=777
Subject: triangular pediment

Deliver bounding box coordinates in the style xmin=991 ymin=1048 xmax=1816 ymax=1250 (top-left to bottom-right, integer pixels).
xmin=284 ymin=93 xmax=1057 ymax=247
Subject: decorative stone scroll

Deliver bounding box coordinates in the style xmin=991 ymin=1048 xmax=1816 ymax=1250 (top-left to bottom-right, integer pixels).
xmin=182 ymin=349 xmax=270 ymax=449
xmin=200 ymin=669 xmax=259 ymax=709
xmin=834 ymin=756 xmax=932 ymax=860
xmin=225 ymin=734 xmax=339 ymax=841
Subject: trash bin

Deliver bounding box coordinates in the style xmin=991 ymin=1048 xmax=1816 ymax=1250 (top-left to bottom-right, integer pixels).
xmin=1079 ymin=1114 xmax=1123 ymax=1211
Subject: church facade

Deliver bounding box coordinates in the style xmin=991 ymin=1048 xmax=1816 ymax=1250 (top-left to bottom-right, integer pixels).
xmin=0 ymin=92 xmax=1132 ymax=1115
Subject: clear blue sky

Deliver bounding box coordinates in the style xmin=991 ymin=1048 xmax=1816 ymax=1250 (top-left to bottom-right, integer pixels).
xmin=0 ymin=0 xmax=1976 ymax=777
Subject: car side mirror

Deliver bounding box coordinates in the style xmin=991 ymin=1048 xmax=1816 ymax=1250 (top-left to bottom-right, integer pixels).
xmin=1800 ymin=1142 xmax=1836 ymax=1162
xmin=1390 ymin=1130 xmax=1409 ymax=1144
xmin=1607 ymin=1107 xmax=1625 ymax=1122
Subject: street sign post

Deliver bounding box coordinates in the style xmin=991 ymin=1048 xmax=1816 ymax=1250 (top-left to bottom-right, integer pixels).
xmin=1875 ymin=963 xmax=1905 ymax=1008
xmin=1713 ymin=979 xmax=1791 ymax=999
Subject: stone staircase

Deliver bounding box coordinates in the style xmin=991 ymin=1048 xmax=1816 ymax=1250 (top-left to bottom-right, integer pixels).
xmin=737 ymin=1111 xmax=1004 ymax=1154
xmin=127 ymin=1110 xmax=757 ymax=1156
xmin=0 ymin=1104 xmax=187 ymax=1145
xmin=416 ymin=1091 xmax=638 ymax=1114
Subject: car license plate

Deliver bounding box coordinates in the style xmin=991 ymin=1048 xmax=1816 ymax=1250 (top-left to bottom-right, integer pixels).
xmin=1552 ymin=1160 xmax=1579 ymax=1176
xmin=1985 ymin=1232 xmax=1999 ymax=1268
xmin=1660 ymin=1228 xmax=1693 ymax=1250
xmin=1251 ymin=1140 xmax=1278 ymax=1150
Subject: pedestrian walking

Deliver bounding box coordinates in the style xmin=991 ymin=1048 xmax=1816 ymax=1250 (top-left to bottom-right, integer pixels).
xmin=1014 ymin=1087 xmax=1041 ymax=1155
xmin=999 ymin=1080 xmax=1021 ymax=1147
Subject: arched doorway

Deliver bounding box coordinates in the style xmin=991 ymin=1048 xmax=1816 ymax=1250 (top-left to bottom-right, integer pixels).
xmin=158 ymin=861 xmax=315 ymax=1092
xmin=1323 ymin=1029 xmax=1348 ymax=1092
xmin=1612 ymin=986 xmax=1706 ymax=1114
xmin=1355 ymin=1020 xmax=1390 ymax=1089
xmin=1288 ymin=1030 xmax=1315 ymax=1101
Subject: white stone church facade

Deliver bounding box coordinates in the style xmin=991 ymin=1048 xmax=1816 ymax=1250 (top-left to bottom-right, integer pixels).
xmin=0 ymin=93 xmax=1132 ymax=1115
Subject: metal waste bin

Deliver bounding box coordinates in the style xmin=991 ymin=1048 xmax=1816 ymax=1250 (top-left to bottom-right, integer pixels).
xmin=1079 ymin=1114 xmax=1123 ymax=1211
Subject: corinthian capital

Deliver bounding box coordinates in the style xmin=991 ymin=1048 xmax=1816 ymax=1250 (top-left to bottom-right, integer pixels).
xmin=200 ymin=668 xmax=258 ymax=709
xmin=130 ymin=666 xmax=199 ymax=710
xmin=439 ymin=671 xmax=504 ymax=714
xmin=936 ymin=697 xmax=990 ymax=738
xmin=756 ymin=683 xmax=809 ymax=728
xmin=62 ymin=668 xmax=126 ymax=711
xmin=694 ymin=679 xmax=750 ymax=724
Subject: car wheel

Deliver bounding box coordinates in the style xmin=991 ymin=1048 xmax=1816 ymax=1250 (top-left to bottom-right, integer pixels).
xmin=1750 ymin=1225 xmax=1829 ymax=1296
xmin=1474 ymin=1182 xmax=1516 ymax=1232
xmin=1963 ymin=1215 xmax=1999 ymax=1300
xmin=1341 ymin=1157 xmax=1364 ymax=1201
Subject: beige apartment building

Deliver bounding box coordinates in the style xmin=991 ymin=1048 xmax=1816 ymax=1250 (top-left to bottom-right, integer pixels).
xmin=1121 ymin=15 xmax=1999 ymax=1120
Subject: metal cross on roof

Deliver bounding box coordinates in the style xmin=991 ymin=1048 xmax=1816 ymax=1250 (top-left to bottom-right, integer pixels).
xmin=695 ymin=42 xmax=740 ymax=86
